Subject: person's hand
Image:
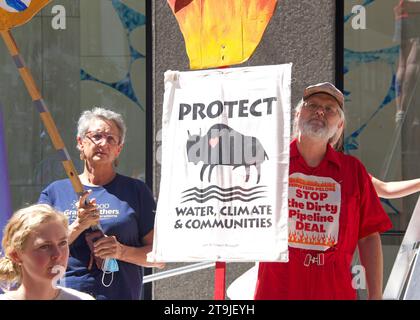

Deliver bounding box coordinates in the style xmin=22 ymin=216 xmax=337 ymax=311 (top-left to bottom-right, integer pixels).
xmin=74 ymin=190 xmax=100 ymax=231
xmin=146 ymin=252 xmax=166 ymax=269
xmin=93 ymin=235 xmax=123 ymax=260
xmin=398 ymin=0 xmax=420 ymax=15
xmin=147 ymin=261 xmax=166 ymax=269
xmin=368 ymin=294 xmax=383 ymax=300
xmin=394 ymin=0 xmax=406 ymax=20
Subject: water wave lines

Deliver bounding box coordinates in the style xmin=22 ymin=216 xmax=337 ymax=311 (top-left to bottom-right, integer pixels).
xmin=183 ymin=185 xmax=265 ymax=194
xmin=181 ymin=185 xmax=267 ymax=203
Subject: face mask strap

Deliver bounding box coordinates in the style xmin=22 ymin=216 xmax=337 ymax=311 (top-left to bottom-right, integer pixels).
xmin=101 ymin=270 xmax=114 ymax=287
xmin=101 ymin=259 xmax=116 ymax=287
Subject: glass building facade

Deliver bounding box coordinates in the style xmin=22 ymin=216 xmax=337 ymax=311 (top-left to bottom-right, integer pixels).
xmin=0 ymin=0 xmax=149 ymax=209
xmin=343 ymin=0 xmax=420 ymax=292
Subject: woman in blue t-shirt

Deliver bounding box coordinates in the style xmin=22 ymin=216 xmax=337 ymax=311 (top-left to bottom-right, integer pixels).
xmin=39 ymin=107 xmax=164 ymax=300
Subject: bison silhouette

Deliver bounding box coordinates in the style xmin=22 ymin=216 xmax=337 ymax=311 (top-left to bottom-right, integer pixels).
xmin=186 ymin=124 xmax=268 ymax=183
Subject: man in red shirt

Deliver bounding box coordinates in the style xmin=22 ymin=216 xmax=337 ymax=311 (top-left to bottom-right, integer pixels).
xmin=254 ymin=82 xmax=393 ymax=300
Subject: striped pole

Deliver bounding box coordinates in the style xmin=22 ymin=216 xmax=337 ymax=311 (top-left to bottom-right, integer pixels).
xmin=0 ymin=29 xmax=84 ymax=196
xmin=1 ymin=5 xmax=111 ymax=273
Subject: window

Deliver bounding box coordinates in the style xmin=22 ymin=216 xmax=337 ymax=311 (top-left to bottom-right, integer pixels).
xmin=0 ymin=0 xmax=149 ymax=208
xmin=343 ymin=0 xmax=420 ymax=292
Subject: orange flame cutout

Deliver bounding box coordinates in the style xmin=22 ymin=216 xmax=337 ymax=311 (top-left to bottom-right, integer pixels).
xmin=289 ymin=231 xmax=336 ymax=247
xmin=0 ymin=0 xmax=51 ymax=31
xmin=167 ymin=0 xmax=277 ymax=69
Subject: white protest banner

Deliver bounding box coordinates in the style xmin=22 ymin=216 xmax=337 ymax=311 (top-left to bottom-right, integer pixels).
xmin=149 ymin=64 xmax=291 ymax=262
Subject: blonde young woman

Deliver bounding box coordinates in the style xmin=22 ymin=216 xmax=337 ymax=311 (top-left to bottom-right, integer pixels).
xmin=0 ymin=204 xmax=94 ymax=300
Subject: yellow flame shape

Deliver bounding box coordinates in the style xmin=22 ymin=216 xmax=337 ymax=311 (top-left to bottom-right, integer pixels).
xmin=167 ymin=0 xmax=277 ymax=69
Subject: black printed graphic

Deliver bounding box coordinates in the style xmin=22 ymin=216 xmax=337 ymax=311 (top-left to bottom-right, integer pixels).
xmin=181 ymin=185 xmax=267 ymax=203
xmin=186 ymin=124 xmax=268 ymax=183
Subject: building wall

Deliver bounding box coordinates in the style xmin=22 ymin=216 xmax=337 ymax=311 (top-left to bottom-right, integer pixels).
xmin=152 ymin=0 xmax=336 ymax=300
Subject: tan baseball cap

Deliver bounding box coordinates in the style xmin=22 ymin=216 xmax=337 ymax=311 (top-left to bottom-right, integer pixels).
xmin=303 ymin=82 xmax=344 ymax=109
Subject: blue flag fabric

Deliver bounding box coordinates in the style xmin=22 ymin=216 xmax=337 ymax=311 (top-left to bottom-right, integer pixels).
xmin=0 ymin=102 xmax=12 ymax=247
xmin=5 ymin=0 xmax=29 ymax=12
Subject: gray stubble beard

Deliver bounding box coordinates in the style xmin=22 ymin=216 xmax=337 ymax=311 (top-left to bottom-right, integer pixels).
xmin=298 ymin=117 xmax=337 ymax=141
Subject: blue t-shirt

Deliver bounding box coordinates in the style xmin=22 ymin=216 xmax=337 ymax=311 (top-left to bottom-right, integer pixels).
xmin=38 ymin=174 xmax=156 ymax=300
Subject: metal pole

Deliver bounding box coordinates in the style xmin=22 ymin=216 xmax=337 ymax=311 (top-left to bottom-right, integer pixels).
xmin=143 ymin=262 xmax=216 ymax=284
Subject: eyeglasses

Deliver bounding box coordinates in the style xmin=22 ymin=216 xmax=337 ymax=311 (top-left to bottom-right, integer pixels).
xmin=84 ymin=131 xmax=120 ymax=146
xmin=303 ymin=102 xmax=340 ymax=117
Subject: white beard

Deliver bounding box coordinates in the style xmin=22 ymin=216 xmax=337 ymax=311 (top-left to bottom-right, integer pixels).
xmin=298 ymin=117 xmax=337 ymax=141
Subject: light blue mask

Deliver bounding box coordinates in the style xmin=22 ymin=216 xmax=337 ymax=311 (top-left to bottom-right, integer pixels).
xmin=101 ymin=258 xmax=119 ymax=287
xmin=103 ymin=258 xmax=119 ymax=272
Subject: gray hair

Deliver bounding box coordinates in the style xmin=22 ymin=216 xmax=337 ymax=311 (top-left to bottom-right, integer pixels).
xmin=77 ymin=107 xmax=127 ymax=145
xmin=292 ymin=99 xmax=346 ymax=145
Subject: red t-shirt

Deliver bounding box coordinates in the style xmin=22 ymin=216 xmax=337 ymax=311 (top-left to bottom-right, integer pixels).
xmin=254 ymin=140 xmax=393 ymax=300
